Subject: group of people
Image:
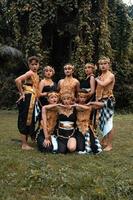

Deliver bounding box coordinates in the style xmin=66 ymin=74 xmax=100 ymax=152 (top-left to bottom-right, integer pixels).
xmin=15 ymin=55 xmax=115 ymax=154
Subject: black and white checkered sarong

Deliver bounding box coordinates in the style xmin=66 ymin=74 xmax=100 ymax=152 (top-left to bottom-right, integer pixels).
xmin=99 ymin=98 xmax=115 ymax=133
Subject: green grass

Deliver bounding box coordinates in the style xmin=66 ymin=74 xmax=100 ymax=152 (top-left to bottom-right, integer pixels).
xmin=0 ymin=110 xmax=133 ymax=200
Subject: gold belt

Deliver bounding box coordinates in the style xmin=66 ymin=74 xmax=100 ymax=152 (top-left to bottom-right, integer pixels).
xmin=23 ymin=85 xmax=36 ymax=95
xmin=57 ymin=128 xmax=75 ymax=139
xmin=23 ymin=85 xmax=37 ymax=126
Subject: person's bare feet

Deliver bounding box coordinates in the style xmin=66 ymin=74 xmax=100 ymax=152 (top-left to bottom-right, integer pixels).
xmin=101 ymin=140 xmax=107 ymax=148
xmin=103 ymin=146 xmax=112 ymax=151
xmin=22 ymin=144 xmax=34 ymax=150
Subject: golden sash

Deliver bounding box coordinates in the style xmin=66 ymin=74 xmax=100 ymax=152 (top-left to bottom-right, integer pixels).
xmin=23 ymin=85 xmax=37 ymax=126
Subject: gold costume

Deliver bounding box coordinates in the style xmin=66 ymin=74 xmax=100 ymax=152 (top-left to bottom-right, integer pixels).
xmin=76 ymin=107 xmax=93 ymax=135
xmin=24 ymin=73 xmax=39 ymax=126
xmin=96 ymin=71 xmax=114 ymax=101
xmin=59 ymin=77 xmax=79 ymax=97
xmin=46 ymin=108 xmax=58 ymax=136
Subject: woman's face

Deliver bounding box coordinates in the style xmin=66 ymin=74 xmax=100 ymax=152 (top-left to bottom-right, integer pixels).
xmin=62 ymin=96 xmax=72 ymax=105
xmin=64 ymin=65 xmax=73 ymax=76
xmin=99 ymin=61 xmax=109 ymax=71
xmin=44 ymin=67 xmax=54 ymax=78
xmin=84 ymin=66 xmax=93 ymax=76
xmin=48 ymin=95 xmax=58 ymax=104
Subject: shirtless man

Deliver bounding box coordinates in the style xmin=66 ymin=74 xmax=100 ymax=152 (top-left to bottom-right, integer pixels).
xmin=15 ymin=56 xmax=40 ymax=150
xmin=58 ymin=64 xmax=80 ymax=99
xmin=95 ymin=56 xmax=115 ymax=151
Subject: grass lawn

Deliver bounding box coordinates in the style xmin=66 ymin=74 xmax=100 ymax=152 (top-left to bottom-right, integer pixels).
xmin=0 ymin=110 xmax=133 ymax=200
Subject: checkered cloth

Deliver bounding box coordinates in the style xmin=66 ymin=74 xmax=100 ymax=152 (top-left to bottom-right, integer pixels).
xmin=34 ymin=101 xmax=41 ymax=123
xmin=99 ymin=98 xmax=115 ymax=135
xmin=51 ymin=135 xmax=58 ymax=152
xmin=84 ymin=130 xmax=102 ymax=154
xmin=85 ymin=132 xmax=92 ymax=153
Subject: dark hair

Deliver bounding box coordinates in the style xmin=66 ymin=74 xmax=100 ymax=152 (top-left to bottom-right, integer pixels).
xmin=28 ymin=56 xmax=40 ymax=64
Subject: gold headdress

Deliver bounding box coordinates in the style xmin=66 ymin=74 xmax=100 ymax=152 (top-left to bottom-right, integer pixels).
xmin=98 ymin=56 xmax=110 ymax=64
xmin=47 ymin=91 xmax=59 ymax=99
xmin=64 ymin=64 xmax=75 ymax=71
xmin=43 ymin=65 xmax=55 ymax=75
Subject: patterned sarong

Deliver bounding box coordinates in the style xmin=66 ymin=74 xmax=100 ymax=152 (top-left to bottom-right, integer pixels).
xmin=78 ymin=128 xmax=102 ymax=154
xmin=99 ymin=98 xmax=115 ymax=136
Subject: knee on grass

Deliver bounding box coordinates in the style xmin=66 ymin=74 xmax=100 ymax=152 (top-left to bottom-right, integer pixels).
xmin=67 ymin=138 xmax=76 ymax=152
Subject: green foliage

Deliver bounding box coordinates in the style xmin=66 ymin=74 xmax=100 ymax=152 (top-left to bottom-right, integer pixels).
xmin=128 ymin=5 xmax=133 ymax=17
xmin=0 ymin=72 xmax=17 ymax=108
xmin=98 ymin=0 xmax=112 ymax=58
xmin=71 ymin=1 xmax=94 ymax=79
xmin=0 ymin=0 xmax=133 ymax=111
xmin=114 ymin=60 xmax=133 ymax=111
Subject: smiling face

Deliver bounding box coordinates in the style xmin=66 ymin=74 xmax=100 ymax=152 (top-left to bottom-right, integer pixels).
xmin=29 ymin=59 xmax=40 ymax=73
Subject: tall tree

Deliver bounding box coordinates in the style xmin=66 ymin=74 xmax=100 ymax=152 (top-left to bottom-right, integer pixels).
xmin=98 ymin=0 xmax=112 ymax=58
